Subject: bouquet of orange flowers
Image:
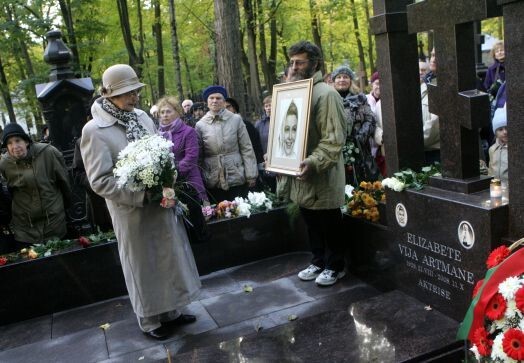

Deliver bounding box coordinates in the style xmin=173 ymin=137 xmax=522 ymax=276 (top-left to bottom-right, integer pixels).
xmin=346 ymin=181 xmax=385 ymax=222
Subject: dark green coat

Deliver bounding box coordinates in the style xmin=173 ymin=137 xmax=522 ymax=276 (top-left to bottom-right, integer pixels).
xmin=0 ymin=142 xmax=71 ymax=243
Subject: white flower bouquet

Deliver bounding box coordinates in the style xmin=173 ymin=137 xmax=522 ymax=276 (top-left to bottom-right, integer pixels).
xmin=113 ymin=134 xmax=177 ymax=204
xmin=234 ymin=191 xmax=273 ymax=218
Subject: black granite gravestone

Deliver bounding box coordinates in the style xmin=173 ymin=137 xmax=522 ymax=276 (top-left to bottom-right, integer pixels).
xmin=35 ymin=30 xmax=94 ymax=231
xmin=501 ymin=0 xmax=524 ymax=238
xmin=371 ymin=0 xmax=510 ymax=322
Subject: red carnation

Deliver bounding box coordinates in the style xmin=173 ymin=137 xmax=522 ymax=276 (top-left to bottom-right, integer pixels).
xmin=485 ymin=292 xmax=507 ymax=321
xmin=78 ymin=236 xmax=91 ymax=248
xmin=0 ymin=256 xmax=7 ymax=266
xmin=503 ymin=329 xmax=524 ymax=360
xmin=515 ymin=287 xmax=524 ymax=313
xmin=473 ymin=327 xmax=493 ymax=356
xmin=472 ymin=279 xmax=484 ymax=298
xmin=486 ymin=245 xmax=511 ymax=269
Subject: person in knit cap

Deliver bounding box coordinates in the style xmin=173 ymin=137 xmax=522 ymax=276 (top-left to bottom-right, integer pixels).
xmin=195 ymin=85 xmax=257 ymax=203
xmin=332 ymin=64 xmax=379 ymax=186
xmin=488 ymin=104 xmax=508 ymax=184
xmin=0 ymin=123 xmax=71 ymax=248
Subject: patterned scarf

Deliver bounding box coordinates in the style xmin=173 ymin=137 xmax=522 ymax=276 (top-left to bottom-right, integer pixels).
xmin=102 ymin=98 xmax=149 ymax=142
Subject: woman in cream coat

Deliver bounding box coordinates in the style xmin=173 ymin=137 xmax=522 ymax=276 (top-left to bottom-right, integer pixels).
xmin=80 ymin=64 xmax=200 ymax=340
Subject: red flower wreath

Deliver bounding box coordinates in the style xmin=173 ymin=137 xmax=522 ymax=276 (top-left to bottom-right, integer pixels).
xmin=515 ymin=287 xmax=524 ymax=313
xmin=472 ymin=279 xmax=484 ymax=298
xmin=503 ymin=328 xmax=524 ymax=360
xmin=486 ymin=245 xmax=511 ymax=269
xmin=485 ymin=292 xmax=507 ymax=321
xmin=473 ymin=326 xmax=493 ymax=356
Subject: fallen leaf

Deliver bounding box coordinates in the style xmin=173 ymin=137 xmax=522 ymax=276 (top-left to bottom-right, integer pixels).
xmin=243 ymin=284 xmax=253 ymax=293
xmin=288 ymin=314 xmax=298 ymax=321
xmin=99 ymin=323 xmax=111 ymax=330
xmin=424 ymin=305 xmax=432 ymax=311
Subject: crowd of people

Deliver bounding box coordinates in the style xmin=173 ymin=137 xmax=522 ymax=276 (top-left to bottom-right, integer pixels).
xmin=0 ymin=37 xmax=509 ymax=340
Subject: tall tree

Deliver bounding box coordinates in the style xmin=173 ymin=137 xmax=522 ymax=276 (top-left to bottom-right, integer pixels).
xmin=363 ymin=0 xmax=375 ymax=73
xmin=57 ymin=0 xmax=81 ymax=73
xmin=214 ymin=0 xmax=245 ymax=114
xmin=0 ymin=53 xmax=16 ymax=123
xmin=152 ymin=0 xmax=165 ymax=99
xmin=349 ymin=0 xmax=367 ymax=89
xmin=257 ymin=0 xmax=279 ymax=93
xmin=243 ymin=0 xmax=262 ymax=115
xmin=309 ymin=0 xmax=325 ymax=74
xmin=116 ymin=0 xmax=142 ymax=75
xmin=167 ymin=0 xmax=184 ymax=100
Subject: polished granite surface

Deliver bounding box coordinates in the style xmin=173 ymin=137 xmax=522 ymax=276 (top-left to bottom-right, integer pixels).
xmin=0 ymin=252 xmax=462 ymax=363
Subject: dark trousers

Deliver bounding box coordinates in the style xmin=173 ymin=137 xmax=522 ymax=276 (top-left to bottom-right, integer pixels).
xmin=300 ymin=207 xmax=345 ymax=272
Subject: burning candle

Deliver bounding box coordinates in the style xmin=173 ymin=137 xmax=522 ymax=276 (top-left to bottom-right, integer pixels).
xmin=490 ymin=178 xmax=502 ymax=198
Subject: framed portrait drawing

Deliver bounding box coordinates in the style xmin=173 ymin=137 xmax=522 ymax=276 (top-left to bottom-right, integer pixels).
xmin=265 ymin=79 xmax=313 ymax=176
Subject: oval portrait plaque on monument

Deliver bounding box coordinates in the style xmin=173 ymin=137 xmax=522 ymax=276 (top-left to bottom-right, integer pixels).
xmin=457 ymin=221 xmax=475 ymax=249
xmin=395 ymin=203 xmax=408 ymax=227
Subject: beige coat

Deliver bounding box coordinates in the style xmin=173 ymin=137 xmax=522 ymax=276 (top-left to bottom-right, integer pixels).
xmin=80 ymin=98 xmax=201 ymax=318
xmin=195 ymin=109 xmax=258 ymax=190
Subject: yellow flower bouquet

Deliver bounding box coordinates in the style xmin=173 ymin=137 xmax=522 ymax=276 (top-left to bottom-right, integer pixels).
xmin=347 ymin=181 xmax=385 ymax=223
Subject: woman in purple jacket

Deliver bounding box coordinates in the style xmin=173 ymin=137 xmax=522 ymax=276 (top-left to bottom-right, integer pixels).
xmin=156 ymin=96 xmax=210 ymax=243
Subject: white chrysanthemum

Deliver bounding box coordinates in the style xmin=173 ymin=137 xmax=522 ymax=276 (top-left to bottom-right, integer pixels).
xmin=470 ymin=345 xmax=480 ymax=361
xmin=499 ymin=276 xmax=522 ymax=301
xmin=236 ymin=202 xmax=251 ymax=218
xmin=381 ymin=177 xmax=406 ymax=192
xmin=493 ymin=318 xmax=507 ymax=332
xmin=505 ymin=300 xmax=520 ymax=323
xmin=345 ymin=184 xmax=354 ymax=198
xmin=247 ymin=192 xmax=265 ymax=207
xmin=114 ymin=134 xmax=176 ymax=191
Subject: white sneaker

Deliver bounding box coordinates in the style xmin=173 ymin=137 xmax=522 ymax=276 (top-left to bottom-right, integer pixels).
xmin=315 ymin=269 xmax=346 ymax=286
xmin=298 ymin=264 xmax=323 ymax=281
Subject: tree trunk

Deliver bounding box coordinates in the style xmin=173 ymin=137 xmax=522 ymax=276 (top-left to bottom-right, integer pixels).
xmin=349 ymin=0 xmax=367 ymax=89
xmin=116 ymin=0 xmax=140 ymax=72
xmin=183 ymin=57 xmax=194 ymax=99
xmin=257 ymin=0 xmax=279 ymax=93
xmin=214 ymin=0 xmax=246 ymax=114
xmin=153 ymin=0 xmax=165 ymax=99
xmin=309 ymin=0 xmax=325 ymax=75
xmin=363 ymin=0 xmax=375 ymax=73
xmin=57 ymin=0 xmax=81 ymax=74
xmin=168 ymin=0 xmax=184 ymax=100
xmin=0 ymin=54 xmax=17 ymax=124
xmin=243 ymin=0 xmax=261 ymax=115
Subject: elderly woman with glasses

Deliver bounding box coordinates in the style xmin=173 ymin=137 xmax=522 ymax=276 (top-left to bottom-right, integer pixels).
xmin=80 ymin=64 xmax=201 ymax=341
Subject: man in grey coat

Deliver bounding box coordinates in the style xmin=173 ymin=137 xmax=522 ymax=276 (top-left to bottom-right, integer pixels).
xmin=81 ymin=64 xmax=201 ymax=340
xmin=278 ymin=41 xmax=347 ymax=286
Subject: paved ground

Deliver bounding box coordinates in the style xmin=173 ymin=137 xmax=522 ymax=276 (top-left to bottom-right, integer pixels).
xmin=0 ymin=251 xmax=461 ymax=362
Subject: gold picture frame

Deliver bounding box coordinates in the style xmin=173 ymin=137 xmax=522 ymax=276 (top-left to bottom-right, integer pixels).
xmin=265 ymin=79 xmax=313 ymax=176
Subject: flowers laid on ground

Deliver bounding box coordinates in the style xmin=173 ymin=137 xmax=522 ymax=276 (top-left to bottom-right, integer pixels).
xmin=0 ymin=230 xmax=116 ymax=267
xmin=382 ymin=163 xmax=441 ymax=192
xmin=202 ymin=191 xmax=274 ymax=220
xmin=345 ymin=181 xmax=385 ymax=223
xmin=457 ymin=239 xmax=524 ymax=362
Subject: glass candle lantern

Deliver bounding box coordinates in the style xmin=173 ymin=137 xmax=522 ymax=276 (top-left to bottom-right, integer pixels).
xmin=490 ymin=178 xmax=502 ymax=198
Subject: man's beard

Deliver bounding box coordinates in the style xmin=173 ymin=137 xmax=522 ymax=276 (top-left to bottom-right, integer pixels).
xmin=288 ymin=64 xmax=315 ymax=81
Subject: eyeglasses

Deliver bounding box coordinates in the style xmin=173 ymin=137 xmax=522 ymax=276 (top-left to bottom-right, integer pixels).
xmin=122 ymin=89 xmax=141 ymax=97
xmin=288 ymin=59 xmax=309 ymax=67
